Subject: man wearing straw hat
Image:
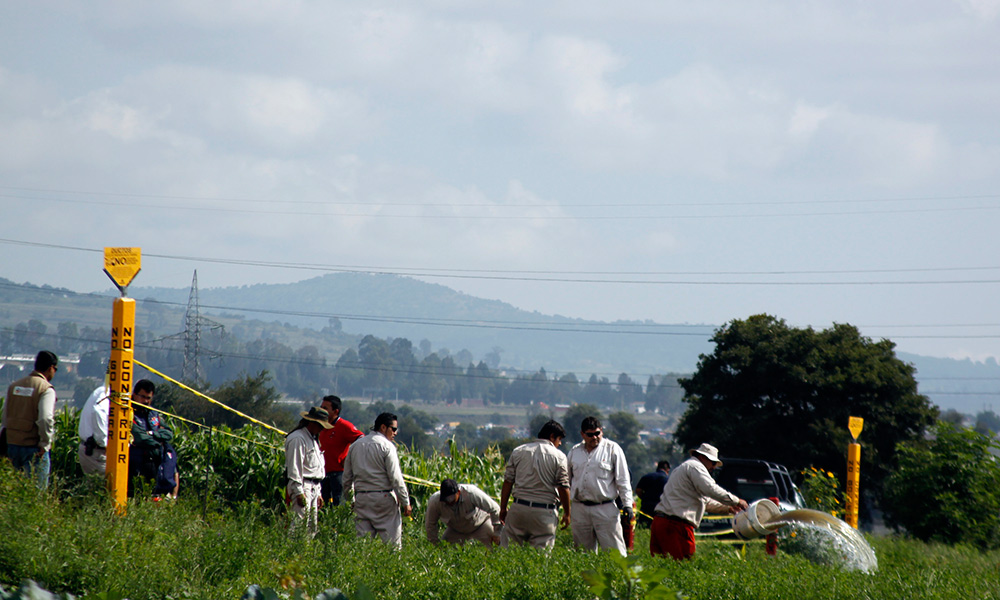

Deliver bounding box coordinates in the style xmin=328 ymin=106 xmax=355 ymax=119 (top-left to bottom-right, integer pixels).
xmin=285 ymin=406 xmax=333 ymax=536
xmin=650 ymin=443 xmax=748 ymax=560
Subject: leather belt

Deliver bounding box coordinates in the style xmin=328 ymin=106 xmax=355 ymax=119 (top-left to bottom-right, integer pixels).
xmin=578 ymin=499 xmax=615 ymax=506
xmin=514 ymin=498 xmax=557 ymax=510
xmin=305 ymin=477 xmax=324 ymax=484
xmin=654 ymin=512 xmax=695 ymax=527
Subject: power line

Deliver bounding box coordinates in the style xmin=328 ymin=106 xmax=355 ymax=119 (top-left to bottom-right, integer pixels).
xmin=0 ymin=326 xmax=683 ymax=385
xmin=4 ymin=279 xmax=1000 ymax=339
xmin=7 ymin=326 xmax=1000 ymax=393
xmin=3 ymin=184 xmax=998 ymax=208
xmin=5 ymin=238 xmax=1000 ymax=286
xmin=4 ymin=190 xmax=1000 ymax=220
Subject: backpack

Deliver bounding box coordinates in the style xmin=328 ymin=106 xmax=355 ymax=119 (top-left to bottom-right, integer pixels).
xmin=153 ymin=442 xmax=178 ymax=495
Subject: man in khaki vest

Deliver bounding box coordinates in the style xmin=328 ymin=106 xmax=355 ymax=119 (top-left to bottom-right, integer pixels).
xmin=1 ymin=351 xmax=59 ymax=488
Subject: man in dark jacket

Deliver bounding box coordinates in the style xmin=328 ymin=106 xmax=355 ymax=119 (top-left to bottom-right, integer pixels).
xmin=635 ymin=460 xmax=671 ymax=526
xmin=129 ymin=379 xmax=178 ymax=498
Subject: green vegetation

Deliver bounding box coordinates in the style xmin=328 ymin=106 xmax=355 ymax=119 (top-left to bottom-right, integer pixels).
xmin=884 ymin=422 xmax=1000 ymax=549
xmin=799 ymin=467 xmax=845 ymax=518
xmin=3 ymin=461 xmax=1000 ymax=599
xmin=3 ymin=404 xmax=1000 ymax=599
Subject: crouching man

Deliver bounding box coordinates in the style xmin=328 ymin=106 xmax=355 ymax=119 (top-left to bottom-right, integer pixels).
xmin=425 ymin=478 xmax=502 ymax=547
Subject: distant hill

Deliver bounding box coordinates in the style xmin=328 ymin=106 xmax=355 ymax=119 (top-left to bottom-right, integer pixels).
xmin=2 ymin=274 xmax=998 ymax=415
xmin=897 ymin=352 xmax=1000 ymax=416
xmin=129 ymin=273 xmax=718 ymax=375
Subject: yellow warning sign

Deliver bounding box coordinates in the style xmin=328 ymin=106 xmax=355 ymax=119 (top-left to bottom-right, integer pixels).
xmin=848 ymin=416 xmax=864 ymax=440
xmin=103 ymin=247 xmax=142 ymax=292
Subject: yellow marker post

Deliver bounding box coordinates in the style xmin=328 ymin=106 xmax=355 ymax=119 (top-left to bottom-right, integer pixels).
xmin=846 ymin=416 xmax=863 ymax=529
xmin=108 ymin=299 xmax=135 ymax=511
xmin=104 ymin=248 xmax=142 ymax=513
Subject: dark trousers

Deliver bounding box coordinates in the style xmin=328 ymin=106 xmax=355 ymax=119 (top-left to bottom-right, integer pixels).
xmin=321 ymin=471 xmax=344 ymax=506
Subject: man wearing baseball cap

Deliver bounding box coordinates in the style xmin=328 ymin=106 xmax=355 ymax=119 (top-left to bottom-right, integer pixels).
xmin=649 ymin=443 xmax=748 ymax=560
xmin=425 ymin=478 xmax=502 ymax=547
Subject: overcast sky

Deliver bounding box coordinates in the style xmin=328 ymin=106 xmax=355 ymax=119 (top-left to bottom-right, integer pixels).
xmin=2 ymin=1 xmax=1000 ymax=362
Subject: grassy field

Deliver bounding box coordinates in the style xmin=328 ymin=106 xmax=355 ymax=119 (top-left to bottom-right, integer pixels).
xmin=2 ymin=460 xmax=999 ymax=600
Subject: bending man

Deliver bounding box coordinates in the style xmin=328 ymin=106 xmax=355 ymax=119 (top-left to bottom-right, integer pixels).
xmin=425 ymin=478 xmax=501 ymax=547
xmin=650 ymin=443 xmax=748 ymax=560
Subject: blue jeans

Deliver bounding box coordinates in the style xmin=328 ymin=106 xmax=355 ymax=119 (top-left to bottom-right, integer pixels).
xmin=321 ymin=471 xmax=344 ymax=506
xmin=8 ymin=444 xmax=51 ymax=489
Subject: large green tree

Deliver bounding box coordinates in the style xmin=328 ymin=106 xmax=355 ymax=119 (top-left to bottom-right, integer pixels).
xmin=675 ymin=314 xmax=937 ymax=495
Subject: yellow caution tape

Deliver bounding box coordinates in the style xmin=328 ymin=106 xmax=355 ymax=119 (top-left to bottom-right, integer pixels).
xmin=153 ymin=406 xmax=281 ymax=451
xmin=135 ymin=359 xmax=286 ymax=435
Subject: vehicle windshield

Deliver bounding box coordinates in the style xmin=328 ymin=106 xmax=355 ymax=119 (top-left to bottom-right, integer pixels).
xmin=731 ymin=479 xmax=778 ymax=502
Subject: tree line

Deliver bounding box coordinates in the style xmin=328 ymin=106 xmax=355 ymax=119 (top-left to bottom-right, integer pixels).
xmin=0 ymin=320 xmax=687 ymax=417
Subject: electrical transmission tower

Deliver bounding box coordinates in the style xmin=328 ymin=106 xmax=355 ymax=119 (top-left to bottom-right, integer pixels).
xmin=182 ymin=270 xmax=224 ymax=382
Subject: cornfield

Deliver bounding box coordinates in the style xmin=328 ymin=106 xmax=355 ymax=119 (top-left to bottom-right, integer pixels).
xmin=46 ymin=407 xmax=507 ymax=510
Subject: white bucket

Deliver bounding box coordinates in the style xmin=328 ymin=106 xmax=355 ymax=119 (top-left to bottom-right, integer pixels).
xmin=732 ymin=498 xmax=782 ymax=540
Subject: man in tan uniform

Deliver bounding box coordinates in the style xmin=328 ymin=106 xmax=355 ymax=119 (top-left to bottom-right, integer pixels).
xmin=499 ymin=419 xmax=571 ymax=549
xmin=1 ymin=351 xmax=58 ymax=489
xmin=425 ymin=478 xmax=502 ymax=547
xmin=343 ymin=412 xmax=411 ymax=550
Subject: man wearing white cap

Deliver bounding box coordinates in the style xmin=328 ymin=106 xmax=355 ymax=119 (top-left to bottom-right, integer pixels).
xmin=650 ymin=443 xmax=748 ymax=560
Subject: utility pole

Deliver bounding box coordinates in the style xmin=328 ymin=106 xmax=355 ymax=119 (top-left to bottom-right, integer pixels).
xmin=183 ymin=270 xmax=202 ymax=382
xmin=182 ymin=270 xmax=223 ymax=383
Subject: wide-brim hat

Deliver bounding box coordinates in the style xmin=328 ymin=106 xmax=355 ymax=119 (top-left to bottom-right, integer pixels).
xmin=689 ymin=443 xmax=722 ymax=466
xmin=300 ymin=406 xmax=334 ymax=429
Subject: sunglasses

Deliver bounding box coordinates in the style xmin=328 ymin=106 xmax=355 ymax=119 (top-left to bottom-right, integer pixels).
xmin=584 ymin=430 xmax=602 ymax=438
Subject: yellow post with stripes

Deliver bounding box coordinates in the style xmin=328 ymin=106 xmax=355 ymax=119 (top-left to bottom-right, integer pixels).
xmin=104 ymin=247 xmax=142 ymax=513
xmin=846 ymin=416 xmax=864 ymax=529
xmin=108 ymin=298 xmax=135 ymax=512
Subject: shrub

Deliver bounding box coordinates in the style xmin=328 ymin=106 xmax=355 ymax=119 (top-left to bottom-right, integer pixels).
xmin=799 ymin=466 xmax=843 ymax=517
xmin=883 ymin=422 xmax=1000 ymax=549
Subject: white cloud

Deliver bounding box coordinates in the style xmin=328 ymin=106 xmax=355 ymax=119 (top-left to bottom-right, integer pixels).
xmin=788 ymin=103 xmax=832 ymax=139
xmin=954 ymin=0 xmax=1000 ymax=20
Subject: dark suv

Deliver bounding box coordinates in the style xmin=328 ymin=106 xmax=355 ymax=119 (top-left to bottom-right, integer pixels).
xmin=713 ymin=459 xmax=805 ymax=511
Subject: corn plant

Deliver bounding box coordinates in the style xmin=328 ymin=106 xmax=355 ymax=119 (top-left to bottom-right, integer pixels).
xmin=173 ymin=422 xmax=286 ymax=510
xmin=397 ymin=438 xmax=506 ymax=505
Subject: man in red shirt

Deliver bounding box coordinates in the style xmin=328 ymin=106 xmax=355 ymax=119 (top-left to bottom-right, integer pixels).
xmin=319 ymin=395 xmax=365 ymax=506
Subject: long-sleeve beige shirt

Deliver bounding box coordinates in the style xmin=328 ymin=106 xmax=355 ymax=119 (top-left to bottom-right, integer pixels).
xmin=284 ymin=427 xmax=324 ymax=499
xmin=342 ymin=431 xmax=410 ymax=507
xmin=503 ymin=439 xmax=569 ymax=505
xmin=424 ymin=483 xmax=500 ymax=542
xmin=654 ymin=457 xmax=740 ymax=527
xmin=567 ymin=438 xmax=633 ymax=506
